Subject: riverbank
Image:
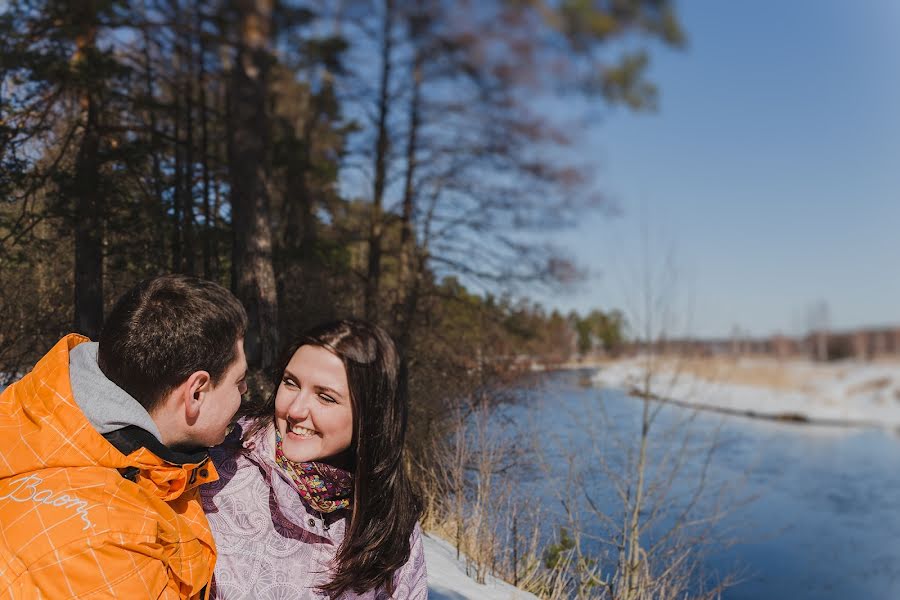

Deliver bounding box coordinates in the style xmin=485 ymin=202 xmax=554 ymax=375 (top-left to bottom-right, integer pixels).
xmin=591 ymin=356 xmax=900 ymax=428
xmin=424 ymin=533 xmax=539 ymax=599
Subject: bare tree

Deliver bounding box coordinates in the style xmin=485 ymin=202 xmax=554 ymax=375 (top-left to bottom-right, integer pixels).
xmin=537 ymin=227 xmax=742 ymax=599
xmin=805 ymin=300 xmax=830 ymax=362
xmin=325 ymin=0 xmax=683 ymax=343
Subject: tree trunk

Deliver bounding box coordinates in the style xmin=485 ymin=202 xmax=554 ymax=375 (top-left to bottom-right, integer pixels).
xmin=396 ymin=46 xmax=422 ymax=345
xmin=72 ymin=21 xmax=103 ymax=338
xmin=399 ymin=49 xmax=421 ymax=289
xmin=297 ymin=109 xmax=318 ymax=261
xmin=213 ymin=78 xmax=227 ymax=278
xmin=141 ymin=14 xmax=167 ymax=267
xmin=228 ymin=0 xmax=278 ymax=370
xmin=281 ymin=106 xmax=317 ymax=263
xmin=172 ymin=81 xmax=184 ymax=272
xmin=198 ymin=3 xmax=213 ymax=279
xmin=183 ymin=32 xmax=196 ymax=276
xmin=364 ymin=0 xmax=394 ymax=322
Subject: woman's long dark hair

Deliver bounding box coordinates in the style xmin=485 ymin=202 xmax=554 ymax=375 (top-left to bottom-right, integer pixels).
xmin=242 ymin=319 xmax=422 ymax=596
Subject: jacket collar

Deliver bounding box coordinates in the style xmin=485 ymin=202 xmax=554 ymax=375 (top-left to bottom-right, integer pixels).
xmin=104 ymin=425 xmax=208 ymax=466
xmin=103 ymin=425 xmax=217 ymax=500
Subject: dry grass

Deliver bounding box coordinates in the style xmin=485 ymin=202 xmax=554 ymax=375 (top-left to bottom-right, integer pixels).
xmin=416 ymin=395 xmax=572 ymax=598
xmin=418 ymin=386 xmax=735 ymax=600
xmin=668 ymin=355 xmax=900 ymax=397
xmin=670 ymin=357 xmax=805 ymax=391
xmin=846 ymin=377 xmax=892 ymax=395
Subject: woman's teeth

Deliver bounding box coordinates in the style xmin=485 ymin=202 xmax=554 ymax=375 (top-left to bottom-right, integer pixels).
xmin=290 ymin=425 xmax=316 ymax=438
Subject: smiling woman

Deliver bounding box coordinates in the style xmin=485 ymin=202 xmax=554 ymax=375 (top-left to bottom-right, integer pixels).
xmin=275 ymin=345 xmax=354 ymax=466
xmin=200 ymin=319 xmax=426 ymax=600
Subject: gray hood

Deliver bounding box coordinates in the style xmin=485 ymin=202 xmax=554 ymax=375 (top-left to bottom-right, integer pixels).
xmin=69 ymin=342 xmax=163 ymax=442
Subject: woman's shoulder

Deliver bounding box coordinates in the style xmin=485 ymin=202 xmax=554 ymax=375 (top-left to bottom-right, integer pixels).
xmin=209 ymin=418 xmax=269 ymax=460
xmin=203 ymin=419 xmax=271 ymax=495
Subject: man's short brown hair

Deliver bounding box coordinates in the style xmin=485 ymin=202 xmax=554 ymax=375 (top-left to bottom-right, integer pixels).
xmin=98 ymin=275 xmax=248 ymax=413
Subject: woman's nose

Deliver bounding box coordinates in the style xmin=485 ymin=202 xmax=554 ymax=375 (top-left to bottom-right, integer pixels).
xmin=287 ymin=393 xmax=311 ymax=420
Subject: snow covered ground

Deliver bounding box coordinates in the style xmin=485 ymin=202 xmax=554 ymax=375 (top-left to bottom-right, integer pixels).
xmin=424 ymin=534 xmax=539 ymax=600
xmin=592 ymin=357 xmax=900 ymax=428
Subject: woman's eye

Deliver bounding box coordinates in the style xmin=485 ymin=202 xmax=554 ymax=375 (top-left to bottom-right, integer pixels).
xmin=319 ymin=394 xmax=336 ymax=404
xmin=282 ymin=377 xmax=297 ymax=388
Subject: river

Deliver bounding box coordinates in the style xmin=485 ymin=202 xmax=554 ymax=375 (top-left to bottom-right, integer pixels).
xmin=493 ymin=369 xmax=900 ymax=599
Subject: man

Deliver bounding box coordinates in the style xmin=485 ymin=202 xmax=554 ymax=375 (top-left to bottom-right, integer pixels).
xmin=0 ymin=275 xmax=248 ymax=599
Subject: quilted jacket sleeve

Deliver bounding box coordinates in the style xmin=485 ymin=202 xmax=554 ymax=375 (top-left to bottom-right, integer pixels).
xmin=392 ymin=523 xmax=428 ymax=599
xmin=2 ymin=534 xmax=209 ymax=600
xmin=5 ymin=536 xmax=170 ymax=599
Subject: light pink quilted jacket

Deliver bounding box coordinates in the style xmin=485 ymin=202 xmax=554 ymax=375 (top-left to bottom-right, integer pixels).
xmin=201 ymin=421 xmax=427 ymax=599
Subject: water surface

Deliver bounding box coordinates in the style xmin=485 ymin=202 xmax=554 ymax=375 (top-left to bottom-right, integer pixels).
xmin=495 ymin=370 xmax=900 ymax=599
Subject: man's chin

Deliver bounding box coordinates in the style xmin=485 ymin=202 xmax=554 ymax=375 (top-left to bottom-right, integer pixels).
xmin=175 ymin=431 xmax=224 ymax=451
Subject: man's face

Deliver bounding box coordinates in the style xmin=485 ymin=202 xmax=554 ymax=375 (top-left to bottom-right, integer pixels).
xmin=191 ymin=339 xmax=248 ymax=447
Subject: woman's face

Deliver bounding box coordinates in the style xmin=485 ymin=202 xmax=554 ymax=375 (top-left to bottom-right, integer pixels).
xmin=274 ymin=345 xmax=353 ymax=465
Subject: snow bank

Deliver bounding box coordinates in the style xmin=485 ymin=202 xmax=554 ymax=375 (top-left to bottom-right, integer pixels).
xmin=424 ymin=533 xmax=539 ymax=600
xmin=592 ymin=358 xmax=900 ymax=428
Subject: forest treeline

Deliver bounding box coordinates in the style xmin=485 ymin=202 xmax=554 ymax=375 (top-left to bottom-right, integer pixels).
xmin=0 ymin=2 xmax=681 ymax=575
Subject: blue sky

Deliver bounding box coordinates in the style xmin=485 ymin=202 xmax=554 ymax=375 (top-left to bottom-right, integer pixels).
xmin=539 ymin=0 xmax=900 ymax=338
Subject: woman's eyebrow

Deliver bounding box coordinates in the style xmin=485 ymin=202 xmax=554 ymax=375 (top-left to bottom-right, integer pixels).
xmin=282 ymin=370 xmax=344 ymax=398
xmin=314 ymin=384 xmax=344 ymax=399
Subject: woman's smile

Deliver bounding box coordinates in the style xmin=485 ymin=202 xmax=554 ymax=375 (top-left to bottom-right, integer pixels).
xmin=287 ymin=422 xmax=318 ymax=439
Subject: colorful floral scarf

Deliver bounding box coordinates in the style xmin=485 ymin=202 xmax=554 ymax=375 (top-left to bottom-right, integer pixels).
xmin=273 ymin=430 xmax=353 ymax=513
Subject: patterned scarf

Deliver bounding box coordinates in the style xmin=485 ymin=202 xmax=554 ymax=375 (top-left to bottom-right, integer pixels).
xmin=273 ymin=430 xmax=353 ymax=513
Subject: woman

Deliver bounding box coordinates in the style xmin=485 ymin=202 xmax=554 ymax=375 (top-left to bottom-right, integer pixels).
xmin=201 ymin=319 xmax=427 ymax=599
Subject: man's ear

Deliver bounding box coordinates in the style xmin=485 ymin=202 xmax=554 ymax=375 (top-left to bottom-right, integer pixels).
xmin=182 ymin=370 xmax=212 ymax=423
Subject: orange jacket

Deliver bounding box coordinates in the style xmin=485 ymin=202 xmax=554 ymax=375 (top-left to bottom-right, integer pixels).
xmin=0 ymin=335 xmax=219 ymax=599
